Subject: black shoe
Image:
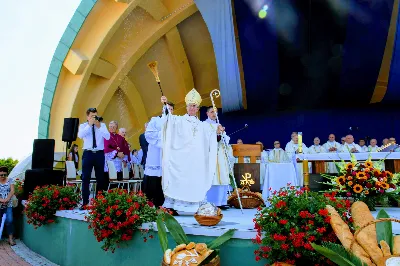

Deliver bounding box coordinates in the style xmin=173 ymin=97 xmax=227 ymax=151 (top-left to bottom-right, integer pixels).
xmin=168 ymin=208 xmax=179 ymax=216
xmin=218 ymin=205 xmax=229 ymax=210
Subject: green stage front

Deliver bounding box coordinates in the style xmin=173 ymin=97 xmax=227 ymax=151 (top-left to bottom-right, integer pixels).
xmin=20 ymin=216 xmax=259 ymax=266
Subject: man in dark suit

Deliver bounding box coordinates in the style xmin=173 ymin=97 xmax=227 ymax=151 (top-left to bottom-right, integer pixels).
xmin=139 ymin=122 xmax=149 ymax=168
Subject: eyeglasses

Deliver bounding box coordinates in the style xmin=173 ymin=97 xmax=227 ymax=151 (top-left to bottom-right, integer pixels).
xmin=274 ymin=143 xmax=280 ymax=145
xmin=0 ymin=174 xmax=7 ymax=177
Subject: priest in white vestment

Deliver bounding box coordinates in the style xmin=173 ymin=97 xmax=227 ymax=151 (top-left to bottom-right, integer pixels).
xmin=268 ymin=141 xmax=290 ymax=163
xmin=204 ymin=106 xmax=233 ymax=207
xmin=161 ymin=90 xmax=222 ymax=214
xmin=322 ymin=134 xmax=341 ymax=173
xmin=285 ymin=134 xmax=308 ymax=186
xmin=143 ymin=102 xmax=175 ymax=207
xmin=341 ymin=135 xmax=362 ymax=153
xmin=308 ymin=137 xmax=327 ymax=154
xmin=368 ymin=139 xmax=379 ymax=152
xmin=358 ymin=139 xmax=368 ymax=152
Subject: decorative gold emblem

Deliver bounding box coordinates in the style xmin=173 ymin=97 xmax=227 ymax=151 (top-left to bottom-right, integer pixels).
xmin=240 ymin=173 xmax=255 ymax=190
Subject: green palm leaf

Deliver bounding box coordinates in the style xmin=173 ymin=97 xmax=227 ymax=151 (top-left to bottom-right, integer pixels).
xmin=312 ymin=243 xmax=365 ymax=266
xmin=207 ymin=229 xmax=235 ymax=249
xmin=163 ymin=213 xmax=189 ymax=245
xmin=376 ymin=209 xmax=393 ymax=252
xmin=156 ymin=215 xmax=168 ymax=253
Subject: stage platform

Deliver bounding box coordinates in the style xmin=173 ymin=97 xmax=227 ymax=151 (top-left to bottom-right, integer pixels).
xmin=18 ymin=207 xmax=400 ymax=266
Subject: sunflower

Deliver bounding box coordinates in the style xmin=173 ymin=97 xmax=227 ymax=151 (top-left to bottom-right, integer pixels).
xmin=380 ymin=183 xmax=390 ymax=190
xmin=384 ymin=171 xmax=393 ymax=178
xmin=346 ymin=163 xmax=355 ymax=171
xmin=336 ymin=176 xmax=346 ymax=185
xmin=365 ymin=161 xmax=373 ymax=168
xmin=356 ymin=172 xmax=367 ymax=180
xmin=353 ymin=184 xmax=363 ymax=193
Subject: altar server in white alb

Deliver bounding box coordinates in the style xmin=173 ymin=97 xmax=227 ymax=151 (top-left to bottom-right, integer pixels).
xmin=341 ymin=135 xmax=362 ymax=153
xmin=142 ymin=102 xmax=174 ymax=207
xmin=204 ymin=106 xmax=234 ymax=208
xmin=161 ymin=89 xmax=223 ymax=214
xmin=308 ymin=137 xmax=326 ymax=154
xmin=268 ymin=141 xmax=290 ymax=163
xmin=322 ymin=134 xmax=341 ymax=173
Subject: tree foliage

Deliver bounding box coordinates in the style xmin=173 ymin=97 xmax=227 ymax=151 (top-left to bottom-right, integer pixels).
xmin=0 ymin=157 xmax=19 ymax=173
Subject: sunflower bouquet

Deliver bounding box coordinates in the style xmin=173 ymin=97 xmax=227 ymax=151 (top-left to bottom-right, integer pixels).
xmin=323 ymin=154 xmax=400 ymax=210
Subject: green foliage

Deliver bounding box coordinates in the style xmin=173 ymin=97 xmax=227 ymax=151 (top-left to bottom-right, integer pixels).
xmin=163 ymin=213 xmax=189 ymax=245
xmin=207 ymin=229 xmax=235 ymax=249
xmin=156 ymin=215 xmax=168 ymax=253
xmin=0 ymin=157 xmax=18 ymax=173
xmin=312 ymin=242 xmax=365 ymax=266
xmin=376 ymin=209 xmax=393 ymax=252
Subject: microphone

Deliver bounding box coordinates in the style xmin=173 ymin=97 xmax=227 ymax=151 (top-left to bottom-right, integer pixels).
xmin=228 ymin=124 xmax=249 ymax=136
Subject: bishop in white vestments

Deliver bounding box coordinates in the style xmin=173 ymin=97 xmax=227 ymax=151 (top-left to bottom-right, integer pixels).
xmin=161 ymin=89 xmax=222 ymax=214
xmin=204 ymin=107 xmax=233 ymax=207
xmin=368 ymin=139 xmax=379 ymax=152
xmin=143 ymin=102 xmax=175 ymax=207
xmin=322 ymin=134 xmax=341 ymax=173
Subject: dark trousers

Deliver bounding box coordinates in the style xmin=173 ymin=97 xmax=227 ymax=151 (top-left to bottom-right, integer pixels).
xmin=143 ymin=175 xmax=164 ymax=207
xmin=82 ymin=150 xmax=105 ymax=205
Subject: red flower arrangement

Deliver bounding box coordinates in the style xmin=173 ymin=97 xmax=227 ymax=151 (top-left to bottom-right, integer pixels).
xmin=253 ymin=185 xmax=353 ymax=265
xmin=25 ymin=185 xmax=80 ymax=228
xmin=86 ymin=188 xmax=163 ymax=252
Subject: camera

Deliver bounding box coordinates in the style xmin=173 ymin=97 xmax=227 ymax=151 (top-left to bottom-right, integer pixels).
xmin=95 ymin=115 xmax=103 ymax=122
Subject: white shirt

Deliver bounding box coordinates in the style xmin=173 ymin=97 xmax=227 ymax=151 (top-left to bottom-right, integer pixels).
xmin=359 ymin=145 xmax=368 ymax=152
xmin=78 ymin=122 xmax=110 ymax=151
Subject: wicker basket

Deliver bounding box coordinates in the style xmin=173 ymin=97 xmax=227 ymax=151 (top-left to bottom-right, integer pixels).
xmin=228 ymin=192 xmax=264 ymax=209
xmin=194 ymin=214 xmax=223 ymax=226
xmin=161 ymin=255 xmax=220 ymax=266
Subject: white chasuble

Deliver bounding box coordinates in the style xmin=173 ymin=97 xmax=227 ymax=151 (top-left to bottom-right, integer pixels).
xmin=162 ymin=114 xmax=218 ymax=213
xmin=268 ymin=148 xmax=290 ymax=163
xmin=368 ymin=145 xmax=379 ymax=152
xmin=322 ymin=141 xmax=341 ymax=173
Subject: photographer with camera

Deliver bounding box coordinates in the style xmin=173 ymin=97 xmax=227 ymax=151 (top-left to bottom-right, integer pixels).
xmin=77 ymin=108 xmax=110 ymax=209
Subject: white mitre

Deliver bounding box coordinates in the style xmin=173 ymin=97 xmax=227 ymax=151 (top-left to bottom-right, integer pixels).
xmin=185 ymin=88 xmax=202 ymax=106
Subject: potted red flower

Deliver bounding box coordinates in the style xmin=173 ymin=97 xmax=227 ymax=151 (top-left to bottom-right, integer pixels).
xmin=25 ymin=184 xmax=80 ymax=228
xmin=253 ymin=185 xmax=353 ymax=265
xmin=86 ymin=188 xmax=161 ymax=252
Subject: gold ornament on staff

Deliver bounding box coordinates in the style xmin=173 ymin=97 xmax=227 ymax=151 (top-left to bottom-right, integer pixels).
xmin=210 ymin=89 xmax=244 ymax=214
xmin=147 ymin=61 xmax=166 ymax=105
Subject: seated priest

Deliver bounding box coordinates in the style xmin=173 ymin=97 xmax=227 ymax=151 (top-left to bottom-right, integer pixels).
xmin=268 ymin=141 xmax=290 ymax=163
xmin=358 ymin=139 xmax=368 ymax=152
xmin=323 ymin=134 xmax=341 ymax=173
xmin=234 ymin=138 xmax=250 ymax=163
xmin=285 ymin=133 xmax=308 ymax=186
xmin=381 ymin=138 xmax=389 ymax=148
xmin=368 ymin=139 xmax=379 ymax=152
xmin=104 ymin=121 xmax=130 ymax=181
xmin=308 ymin=137 xmax=327 ymax=154
xmin=341 ymin=135 xmax=362 ymax=153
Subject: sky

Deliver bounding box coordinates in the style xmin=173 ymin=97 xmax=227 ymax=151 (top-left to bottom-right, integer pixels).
xmin=0 ymin=1 xmax=81 ymax=160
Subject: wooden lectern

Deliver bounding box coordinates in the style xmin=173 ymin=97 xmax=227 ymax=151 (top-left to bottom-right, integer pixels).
xmin=232 ymin=144 xmax=262 ymax=191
